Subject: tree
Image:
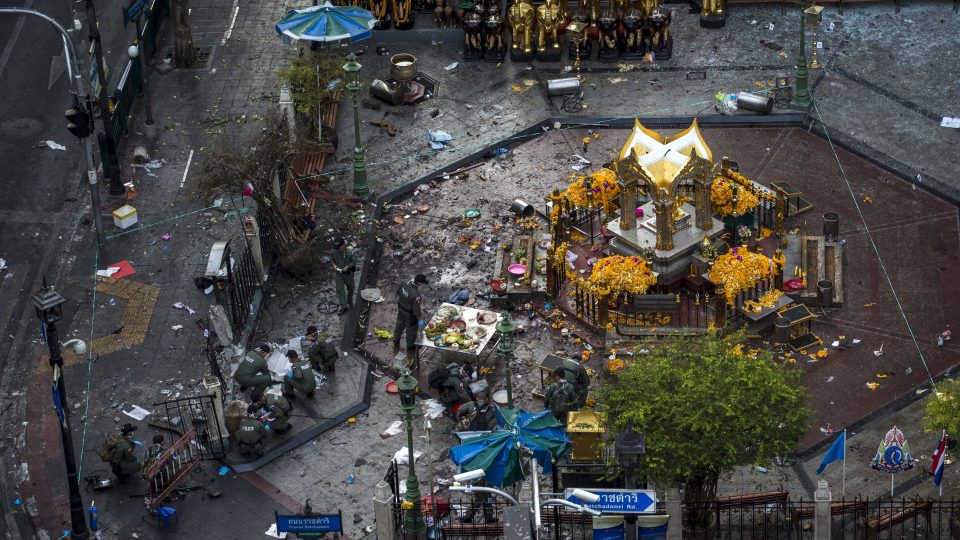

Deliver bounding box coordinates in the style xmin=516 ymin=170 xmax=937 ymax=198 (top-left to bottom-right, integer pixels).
xmin=173 ymin=0 xmax=194 ymax=67
xmin=275 ymin=53 xmax=345 ymax=142
xmin=595 ymin=327 xmax=809 ymax=526
xmin=924 ymin=379 xmax=960 ymax=437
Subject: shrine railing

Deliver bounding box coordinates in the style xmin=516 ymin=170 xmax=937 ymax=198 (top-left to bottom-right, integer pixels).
xmin=727 ymin=276 xmax=777 ymax=323
xmin=573 ymin=284 xmax=715 ymax=334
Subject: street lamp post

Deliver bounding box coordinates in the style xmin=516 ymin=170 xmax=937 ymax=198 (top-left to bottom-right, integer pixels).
xmin=615 ymin=427 xmax=646 ymax=540
xmin=85 ymin=0 xmax=125 ymax=195
xmin=342 ymin=53 xmax=370 ymax=197
xmin=396 ymin=370 xmax=426 ymax=535
xmin=793 ymin=4 xmax=812 ymax=105
xmin=495 ymin=314 xmax=518 ymax=408
xmin=32 ymin=279 xmax=90 ymax=540
xmin=128 ymin=44 xmax=156 ymax=139
xmin=0 ymin=8 xmax=105 ymax=245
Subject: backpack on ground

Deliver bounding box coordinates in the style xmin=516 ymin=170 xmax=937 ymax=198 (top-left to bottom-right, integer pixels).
xmin=96 ymin=434 xmax=123 ymax=464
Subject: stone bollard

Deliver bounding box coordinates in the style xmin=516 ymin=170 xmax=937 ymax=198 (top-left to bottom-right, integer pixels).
xmin=814 ymin=479 xmax=832 ymax=540
xmin=373 ymin=480 xmax=397 ymax=540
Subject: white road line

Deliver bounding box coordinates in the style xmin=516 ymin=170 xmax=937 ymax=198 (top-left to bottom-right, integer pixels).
xmin=180 ymin=149 xmax=194 ymax=189
xmin=221 ymin=2 xmax=239 ymax=45
xmin=0 ymin=0 xmax=34 ymax=80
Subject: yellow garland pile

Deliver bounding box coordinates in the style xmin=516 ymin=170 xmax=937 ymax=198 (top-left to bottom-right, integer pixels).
xmin=708 ymin=247 xmax=773 ymax=305
xmin=586 ymin=255 xmax=657 ymax=296
xmin=742 ymin=289 xmax=784 ymax=313
xmin=564 ymin=168 xmax=620 ymax=209
xmin=711 ymin=171 xmax=767 ymax=216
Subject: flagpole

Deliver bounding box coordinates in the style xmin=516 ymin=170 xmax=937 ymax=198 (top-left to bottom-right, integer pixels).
xmin=891 ymin=473 xmax=894 ymax=497
xmin=940 ymin=430 xmax=946 ymax=498
xmin=841 ymin=429 xmax=846 ymax=498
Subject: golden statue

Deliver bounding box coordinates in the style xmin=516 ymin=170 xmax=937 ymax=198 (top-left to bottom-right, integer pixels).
xmin=508 ymin=0 xmax=535 ymax=53
xmin=672 ymin=194 xmax=691 ymax=221
xmin=636 ymin=0 xmax=658 ymax=18
xmin=392 ymin=0 xmax=412 ymax=27
xmin=701 ymin=0 xmax=725 ymax=16
xmin=536 ymin=0 xmax=562 ymax=52
xmin=610 ymin=0 xmax=629 ymax=16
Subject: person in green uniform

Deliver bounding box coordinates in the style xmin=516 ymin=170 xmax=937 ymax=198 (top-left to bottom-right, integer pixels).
xmin=456 ymin=391 xmax=497 ymax=432
xmin=254 ymin=393 xmax=292 ymax=434
xmin=236 ymin=406 xmax=267 ymax=459
xmin=393 ymin=274 xmax=429 ymax=364
xmin=330 ymin=237 xmax=356 ymax=315
xmin=559 ymin=357 xmax=591 ymax=409
xmin=438 ymin=364 xmax=473 ymax=407
xmin=281 ymin=350 xmax=316 ymax=401
xmin=109 ymin=424 xmax=142 ymax=480
xmin=543 ymin=367 xmax=576 ymax=423
xmin=308 ymin=336 xmax=338 ymax=373
xmin=235 ymin=344 xmax=273 ymax=396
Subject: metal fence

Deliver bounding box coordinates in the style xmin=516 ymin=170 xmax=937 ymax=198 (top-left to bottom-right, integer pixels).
xmin=212 ymin=240 xmax=263 ymax=334
xmin=391 ymin=496 xmax=960 ymax=539
xmin=155 ymin=394 xmax=227 ymax=460
xmin=108 ymin=58 xmax=141 ymax=143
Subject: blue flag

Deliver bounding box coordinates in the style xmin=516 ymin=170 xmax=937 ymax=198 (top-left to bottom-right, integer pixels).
xmin=816 ymin=430 xmax=845 ymax=474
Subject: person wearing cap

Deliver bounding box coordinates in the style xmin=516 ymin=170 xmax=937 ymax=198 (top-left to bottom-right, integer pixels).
xmin=109 ymin=424 xmax=142 ymax=479
xmin=236 ymin=405 xmax=267 ymax=459
xmin=309 ymin=336 xmax=339 ymax=373
xmin=235 ymin=344 xmax=274 ymax=396
xmin=253 ymin=393 xmax=293 ymax=434
xmin=394 ymin=274 xmax=429 ymax=365
xmin=281 ymin=350 xmax=317 ymax=401
xmin=543 ymin=367 xmax=576 ymax=423
xmin=331 ymin=237 xmax=356 ymax=315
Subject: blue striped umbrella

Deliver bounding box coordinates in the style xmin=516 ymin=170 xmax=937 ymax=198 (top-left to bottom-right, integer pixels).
xmin=275 ymin=2 xmax=376 ymax=44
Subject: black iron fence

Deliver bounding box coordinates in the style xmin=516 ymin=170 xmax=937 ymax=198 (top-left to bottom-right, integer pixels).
xmin=212 ymin=240 xmax=263 ymax=334
xmin=390 ymin=496 xmax=960 ymax=539
xmin=154 ymin=394 xmax=227 ymax=460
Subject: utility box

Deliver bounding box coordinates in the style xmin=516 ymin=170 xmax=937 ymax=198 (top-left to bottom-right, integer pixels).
xmin=112 ymin=205 xmax=138 ymax=229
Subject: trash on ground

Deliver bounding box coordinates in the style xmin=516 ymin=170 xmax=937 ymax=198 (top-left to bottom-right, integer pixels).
xmin=427 ymin=130 xmax=453 ymax=150
xmin=571 ymin=154 xmax=591 ymax=171
xmin=422 ymin=398 xmax=447 ymax=419
xmin=444 ymin=62 xmax=459 ymax=71
xmin=873 ymin=344 xmax=884 ymax=357
xmin=608 ymin=77 xmax=627 ymax=84
xmin=392 ymin=447 xmax=423 ymax=465
xmin=173 ymin=302 xmax=196 ymax=315
xmin=380 ymin=420 xmax=403 ymax=439
xmin=218 ymin=465 xmax=230 ymax=476
xmin=122 ymin=404 xmax=151 ymax=421
xmin=374 ymin=328 xmax=394 ymax=339
xmin=43 ymin=140 xmax=67 ymax=151
xmin=264 ymin=522 xmax=287 ymax=538
xmin=97 ymin=267 xmax=121 ymax=278
xmin=941 ymin=117 xmax=960 ymax=128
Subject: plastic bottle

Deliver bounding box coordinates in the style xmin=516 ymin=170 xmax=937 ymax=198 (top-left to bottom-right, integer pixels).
xmin=89 ymin=501 xmax=99 ymax=531
xmin=346 ymin=473 xmax=356 ymax=484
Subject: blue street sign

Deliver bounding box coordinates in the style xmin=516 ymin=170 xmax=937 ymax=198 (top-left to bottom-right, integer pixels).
xmin=276 ymin=514 xmax=342 ymax=533
xmin=565 ymin=489 xmax=657 ymax=514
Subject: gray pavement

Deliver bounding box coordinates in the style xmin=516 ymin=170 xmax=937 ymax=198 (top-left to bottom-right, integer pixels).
xmin=2 ymin=0 xmax=960 ymax=538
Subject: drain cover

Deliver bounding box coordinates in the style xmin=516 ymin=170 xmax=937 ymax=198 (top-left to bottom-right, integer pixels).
xmin=0 ymin=117 xmax=44 ymax=138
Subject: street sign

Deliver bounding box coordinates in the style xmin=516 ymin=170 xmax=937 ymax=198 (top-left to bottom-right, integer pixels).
xmin=565 ymin=488 xmax=657 ymax=514
xmin=276 ymin=512 xmax=342 ymax=534
xmin=123 ymin=0 xmax=146 ymax=26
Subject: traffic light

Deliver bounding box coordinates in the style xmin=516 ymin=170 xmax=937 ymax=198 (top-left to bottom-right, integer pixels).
xmin=65 ymin=105 xmax=92 ymax=138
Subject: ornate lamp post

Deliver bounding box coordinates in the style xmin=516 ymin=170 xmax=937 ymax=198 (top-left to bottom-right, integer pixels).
xmin=496 ymin=314 xmax=518 ymax=408
xmin=342 ymin=53 xmax=370 ymax=197
xmin=793 ymin=4 xmax=811 ymax=105
xmin=396 ymin=370 xmax=426 ymax=535
xmin=32 ymin=279 xmax=90 ymax=540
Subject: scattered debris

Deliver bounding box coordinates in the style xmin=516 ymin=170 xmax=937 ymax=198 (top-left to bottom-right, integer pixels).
xmin=427 ymin=130 xmax=453 ymax=150
xmin=444 ymin=62 xmax=459 ymax=71
xmin=873 ymin=343 xmax=884 ymax=357
xmin=380 ymin=420 xmax=403 ymax=439
xmin=173 ymin=302 xmax=196 ymax=315
xmin=941 ymin=117 xmax=960 ymax=129
xmin=41 ymin=140 xmax=67 ymax=151
xmin=122 ymin=404 xmax=151 ymax=421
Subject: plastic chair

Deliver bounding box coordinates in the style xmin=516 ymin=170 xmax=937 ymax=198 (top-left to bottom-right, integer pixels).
xmin=155 ymin=506 xmax=178 ymax=528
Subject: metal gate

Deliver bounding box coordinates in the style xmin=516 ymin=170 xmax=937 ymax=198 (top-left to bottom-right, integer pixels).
xmin=144 ymin=426 xmax=201 ymax=507
xmin=155 ymin=394 xmax=227 ymax=460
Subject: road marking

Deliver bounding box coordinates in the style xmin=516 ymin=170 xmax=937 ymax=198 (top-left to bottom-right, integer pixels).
xmin=0 ymin=0 xmax=35 ymax=80
xmin=180 ymin=149 xmax=194 ymax=189
xmin=49 ymin=46 xmax=66 ymax=90
xmin=221 ymin=2 xmax=239 ymax=45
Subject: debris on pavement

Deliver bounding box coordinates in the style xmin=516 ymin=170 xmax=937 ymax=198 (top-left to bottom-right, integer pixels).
xmin=41 ymin=140 xmax=66 ymax=151
xmin=427 ymin=130 xmax=453 ymax=150
xmin=122 ymin=404 xmax=151 ymax=421
xmin=380 ymin=420 xmax=403 ymax=439
xmin=264 ymin=522 xmax=287 ymax=538
xmin=422 ymin=398 xmax=446 ymax=419
xmin=444 ymin=62 xmax=459 ymax=71
xmin=173 ymin=301 xmax=196 ymax=315
xmin=392 ymin=447 xmax=423 ymax=465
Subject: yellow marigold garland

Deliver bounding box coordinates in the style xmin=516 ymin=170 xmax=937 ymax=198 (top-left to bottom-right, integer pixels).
xmin=711 ymin=171 xmax=760 ymax=216
xmin=742 ymin=288 xmax=784 ymax=313
xmin=708 ymin=247 xmax=773 ymax=305
xmin=564 ymin=168 xmax=620 ymax=209
xmin=587 ymin=255 xmax=657 ymax=295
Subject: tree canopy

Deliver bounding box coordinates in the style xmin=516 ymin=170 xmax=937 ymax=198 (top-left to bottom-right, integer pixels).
xmin=595 ymin=328 xmax=809 ymax=493
xmin=924 ymin=379 xmax=960 ymax=437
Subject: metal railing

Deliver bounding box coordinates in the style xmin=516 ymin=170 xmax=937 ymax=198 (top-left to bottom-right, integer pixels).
xmin=155 ymin=394 xmax=227 ymax=460
xmin=144 ymin=426 xmax=201 ymax=507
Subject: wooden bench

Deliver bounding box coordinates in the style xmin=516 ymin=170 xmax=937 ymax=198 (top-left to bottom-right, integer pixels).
xmin=862 ymin=499 xmax=932 ymax=539
xmin=791 ymin=500 xmax=866 ymax=535
xmin=441 ymin=523 xmax=504 ymax=537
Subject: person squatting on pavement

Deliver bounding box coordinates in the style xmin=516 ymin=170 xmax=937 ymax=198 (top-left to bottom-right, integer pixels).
xmin=394 ymin=273 xmax=429 ymax=368
xmin=104 ymin=423 xmax=141 ymax=480
xmin=282 ymin=350 xmax=317 ymax=401
xmin=544 ymin=367 xmax=576 ymax=423
xmin=253 ymin=392 xmax=293 ymax=434
xmin=309 ymin=336 xmax=338 ymax=374
xmin=429 ymin=363 xmax=474 ymax=409
xmin=237 ymin=405 xmax=268 ymax=459
xmin=558 ymin=357 xmax=591 ymax=409
xmin=235 ymin=344 xmax=274 ymax=396
xmin=330 ymin=237 xmax=356 ymax=315
xmin=456 ymin=390 xmax=497 ymax=432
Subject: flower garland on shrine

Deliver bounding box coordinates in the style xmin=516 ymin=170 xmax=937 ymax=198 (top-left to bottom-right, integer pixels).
xmin=710 ymin=171 xmax=768 ymax=216
xmin=585 ymin=255 xmax=657 ymax=296
xmin=563 ymin=168 xmax=620 ymax=210
xmin=708 ymin=246 xmax=774 ymax=306
xmin=742 ymin=289 xmax=784 ymax=313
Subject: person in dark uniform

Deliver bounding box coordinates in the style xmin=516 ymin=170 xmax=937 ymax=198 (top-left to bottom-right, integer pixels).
xmin=109 ymin=423 xmax=142 ymax=480
xmin=308 ymin=337 xmax=338 ymax=373
xmin=254 ymin=393 xmax=293 ymax=434
xmin=281 ymin=350 xmax=316 ymax=401
xmin=236 ymin=406 xmax=267 ymax=459
xmin=438 ymin=364 xmax=473 ymax=407
xmin=393 ymin=274 xmax=429 ymax=366
xmin=235 ymin=344 xmax=273 ymax=396
xmin=330 ymin=237 xmax=356 ymax=315
xmin=544 ymin=367 xmax=576 ymax=423
xmin=456 ymin=391 xmax=497 ymax=432
xmin=559 ymin=357 xmax=591 ymax=409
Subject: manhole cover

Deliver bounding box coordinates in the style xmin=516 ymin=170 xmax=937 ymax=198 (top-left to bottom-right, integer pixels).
xmin=0 ymin=117 xmax=44 ymax=138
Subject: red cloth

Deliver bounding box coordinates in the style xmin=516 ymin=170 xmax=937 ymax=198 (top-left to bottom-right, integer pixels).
xmin=106 ymin=260 xmax=136 ymax=279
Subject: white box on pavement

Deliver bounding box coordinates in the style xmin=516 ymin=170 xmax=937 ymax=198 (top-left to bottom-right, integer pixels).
xmin=112 ymin=205 xmax=138 ymax=229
